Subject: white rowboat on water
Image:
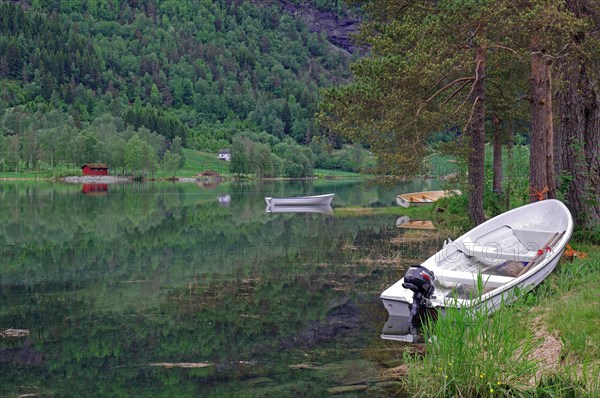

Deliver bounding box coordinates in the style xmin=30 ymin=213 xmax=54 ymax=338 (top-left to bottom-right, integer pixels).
xmin=265 ymin=193 xmax=334 ymax=207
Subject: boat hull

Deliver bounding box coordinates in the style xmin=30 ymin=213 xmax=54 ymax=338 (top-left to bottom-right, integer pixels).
xmin=265 ymin=193 xmax=334 ymax=206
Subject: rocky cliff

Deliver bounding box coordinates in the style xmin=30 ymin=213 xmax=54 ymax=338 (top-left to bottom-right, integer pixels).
xmin=278 ymin=1 xmax=362 ymax=55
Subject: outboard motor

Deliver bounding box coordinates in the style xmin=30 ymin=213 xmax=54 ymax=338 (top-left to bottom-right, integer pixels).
xmin=402 ymin=265 xmax=436 ymax=328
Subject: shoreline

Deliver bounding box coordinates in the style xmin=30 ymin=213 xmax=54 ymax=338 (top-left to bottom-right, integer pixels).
xmin=0 ymin=174 xmax=370 ymax=183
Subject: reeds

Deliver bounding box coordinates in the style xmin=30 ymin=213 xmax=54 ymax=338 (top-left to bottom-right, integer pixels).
xmin=403 ymin=297 xmax=538 ymax=397
xmin=402 ymin=248 xmax=600 ymax=397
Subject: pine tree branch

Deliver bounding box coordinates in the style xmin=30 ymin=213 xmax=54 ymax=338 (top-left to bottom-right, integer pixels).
xmin=489 ymin=44 xmax=520 ymax=55
xmin=455 ymin=58 xmax=482 ymax=114
xmin=442 ymin=79 xmax=472 ymax=105
xmin=416 ymin=76 xmax=475 ymax=115
xmin=464 ymin=95 xmax=482 ymax=132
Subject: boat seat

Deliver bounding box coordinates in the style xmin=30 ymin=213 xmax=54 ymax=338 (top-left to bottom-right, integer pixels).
xmin=509 ymin=228 xmax=557 ymax=251
xmin=459 ymin=237 xmax=538 ymax=263
xmin=433 ymin=268 xmax=514 ymax=289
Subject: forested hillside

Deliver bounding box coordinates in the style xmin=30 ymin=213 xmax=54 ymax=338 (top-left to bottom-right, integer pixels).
xmin=0 ymin=0 xmax=356 ymax=175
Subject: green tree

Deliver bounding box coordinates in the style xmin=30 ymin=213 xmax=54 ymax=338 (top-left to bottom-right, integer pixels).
xmin=250 ymin=141 xmax=274 ymax=178
xmin=161 ymin=149 xmax=180 ymax=178
xmin=320 ymin=0 xmax=509 ymax=224
xmin=281 ymin=100 xmax=292 ymax=136
xmin=0 ymin=0 xmax=357 ymax=177
xmin=150 ymin=83 xmax=162 ymax=106
xmin=170 ymin=136 xmax=185 ymax=168
xmin=230 ymin=135 xmax=249 ymax=176
xmin=5 ymin=134 xmax=20 ymax=171
xmin=125 ymin=134 xmax=144 ymax=177
xmin=5 ymin=39 xmax=21 ymax=79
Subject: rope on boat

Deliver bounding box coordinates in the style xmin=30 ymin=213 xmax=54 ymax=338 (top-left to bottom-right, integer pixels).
xmin=529 ymin=186 xmax=549 ymax=201
xmin=563 ymin=243 xmax=588 ymax=260
xmin=527 ymin=187 xmax=587 ymax=261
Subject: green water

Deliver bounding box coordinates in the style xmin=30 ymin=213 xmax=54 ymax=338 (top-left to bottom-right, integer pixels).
xmin=0 ymin=180 xmax=443 ymax=397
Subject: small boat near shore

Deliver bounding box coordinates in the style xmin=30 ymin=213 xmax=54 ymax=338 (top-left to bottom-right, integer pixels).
xmin=265 ymin=193 xmax=334 ymax=207
xmin=381 ymin=199 xmax=573 ymax=323
xmin=396 ymin=190 xmax=461 ymax=208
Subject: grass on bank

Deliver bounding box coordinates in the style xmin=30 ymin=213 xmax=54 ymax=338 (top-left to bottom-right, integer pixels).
xmin=334 ymin=204 xmax=434 ymax=218
xmin=154 ymin=148 xmax=231 ymax=178
xmin=402 ymin=248 xmax=600 ymax=397
xmin=538 ymin=247 xmax=600 ymax=364
xmin=314 ymin=168 xmax=366 ymax=178
xmin=0 ymin=163 xmax=80 ymax=179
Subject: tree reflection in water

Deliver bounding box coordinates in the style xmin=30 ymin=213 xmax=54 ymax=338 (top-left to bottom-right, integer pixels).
xmin=0 ymin=180 xmax=443 ymax=397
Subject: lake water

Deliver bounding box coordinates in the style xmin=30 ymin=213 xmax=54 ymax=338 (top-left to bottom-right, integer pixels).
xmin=0 ymin=179 xmax=444 ymax=397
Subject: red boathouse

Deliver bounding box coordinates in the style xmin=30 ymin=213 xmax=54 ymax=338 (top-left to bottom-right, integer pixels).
xmin=82 ymin=164 xmax=109 ymax=176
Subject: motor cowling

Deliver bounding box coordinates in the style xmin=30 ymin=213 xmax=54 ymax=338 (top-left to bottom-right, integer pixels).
xmin=402 ymin=265 xmax=435 ymax=299
xmin=402 ymin=265 xmax=436 ymax=328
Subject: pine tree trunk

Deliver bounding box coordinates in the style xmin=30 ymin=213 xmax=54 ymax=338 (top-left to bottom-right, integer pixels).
xmin=506 ymin=121 xmax=514 ymax=210
xmin=554 ymin=0 xmax=600 ymax=228
xmin=492 ymin=114 xmax=503 ymax=194
xmin=530 ymin=36 xmax=552 ymax=202
xmin=545 ymin=73 xmax=556 ymax=199
xmin=467 ymin=45 xmax=486 ymax=226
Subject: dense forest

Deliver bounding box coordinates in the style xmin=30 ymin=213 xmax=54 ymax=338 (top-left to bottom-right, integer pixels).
xmin=0 ymin=0 xmax=357 ymax=176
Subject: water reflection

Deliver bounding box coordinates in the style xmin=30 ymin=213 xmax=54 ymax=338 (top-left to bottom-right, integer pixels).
xmin=81 ymin=183 xmax=108 ymax=195
xmin=396 ymin=216 xmax=436 ymax=230
xmin=265 ymin=204 xmax=334 ymax=214
xmin=0 ymin=180 xmax=443 ymax=397
xmin=381 ymin=311 xmax=437 ymax=344
xmin=217 ymin=194 xmax=231 ymax=206
xmin=381 ymin=315 xmax=417 ymax=343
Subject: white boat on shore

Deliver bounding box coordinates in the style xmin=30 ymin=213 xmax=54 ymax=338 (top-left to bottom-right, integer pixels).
xmin=381 ymin=200 xmax=573 ymax=321
xmin=396 ymin=190 xmax=461 ymax=208
xmin=265 ymin=193 xmax=334 ymax=207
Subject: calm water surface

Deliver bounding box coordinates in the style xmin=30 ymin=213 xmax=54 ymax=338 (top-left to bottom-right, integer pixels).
xmin=0 ymin=180 xmax=444 ymax=397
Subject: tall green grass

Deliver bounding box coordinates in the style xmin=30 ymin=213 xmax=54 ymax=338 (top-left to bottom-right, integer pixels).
xmin=535 ymin=249 xmax=600 ymax=395
xmin=404 ymin=298 xmax=539 ymax=397
xmin=533 ymin=248 xmax=599 ymax=362
xmin=402 ymin=248 xmax=600 ymax=397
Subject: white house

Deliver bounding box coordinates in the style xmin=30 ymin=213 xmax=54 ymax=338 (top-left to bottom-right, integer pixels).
xmin=217 ymin=149 xmax=231 ymax=161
